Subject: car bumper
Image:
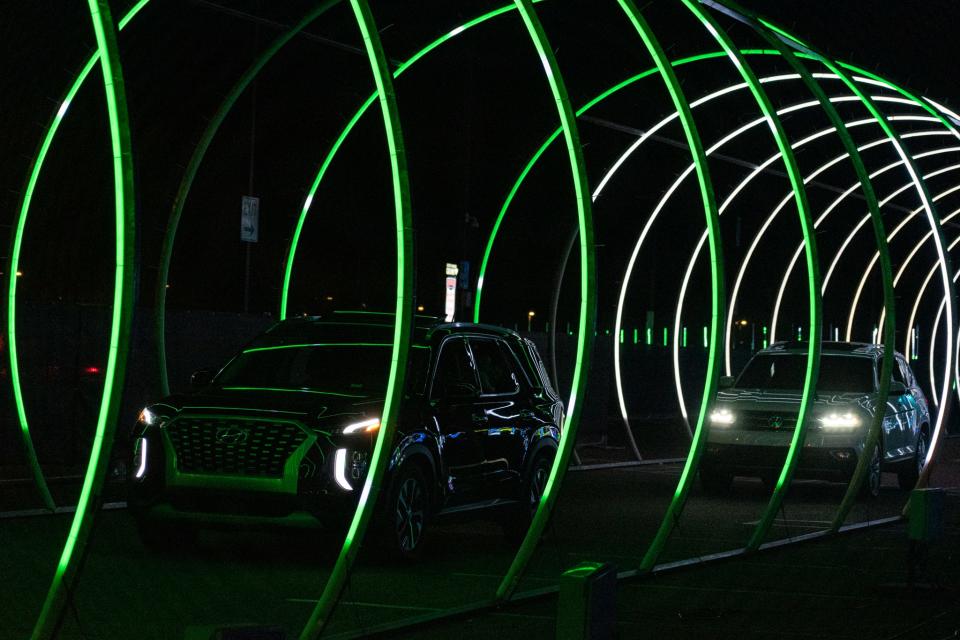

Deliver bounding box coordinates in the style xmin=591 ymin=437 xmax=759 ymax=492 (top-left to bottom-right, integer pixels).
xmin=702 ymin=442 xmax=861 ymax=481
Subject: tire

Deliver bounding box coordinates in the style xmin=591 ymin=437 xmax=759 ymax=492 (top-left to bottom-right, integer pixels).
xmin=700 ymin=465 xmax=733 ymax=496
xmin=503 ymin=452 xmax=553 ymax=543
xmin=898 ymin=429 xmax=928 ymax=490
xmin=381 ymin=463 xmax=430 ymax=560
xmin=859 ymin=442 xmax=882 ymax=499
xmin=135 ymin=516 xmax=198 ymax=551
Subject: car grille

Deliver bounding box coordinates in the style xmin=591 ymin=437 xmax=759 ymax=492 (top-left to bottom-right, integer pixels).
xmin=737 ymin=411 xmax=798 ymax=431
xmin=166 ymin=416 xmax=308 ymax=478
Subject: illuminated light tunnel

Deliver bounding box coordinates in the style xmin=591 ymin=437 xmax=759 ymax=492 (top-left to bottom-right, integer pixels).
xmin=4 ymin=0 xmax=960 ymax=637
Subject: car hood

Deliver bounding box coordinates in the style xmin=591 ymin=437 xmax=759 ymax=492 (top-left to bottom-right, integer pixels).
xmin=716 ymin=388 xmax=876 ymax=414
xmin=151 ymin=387 xmax=385 ymax=430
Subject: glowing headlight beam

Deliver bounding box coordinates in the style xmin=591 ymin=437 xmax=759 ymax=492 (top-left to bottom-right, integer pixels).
xmin=341 ymin=417 xmax=381 ymax=434
xmin=495 ymin=0 xmax=596 ymax=603
xmin=32 ymin=1 xmax=136 ymax=637
xmin=299 ymin=1 xmax=413 ymax=636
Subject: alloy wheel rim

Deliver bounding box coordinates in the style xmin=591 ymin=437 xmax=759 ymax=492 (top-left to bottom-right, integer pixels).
xmin=395 ymin=476 xmax=424 ymax=552
xmin=917 ymin=435 xmax=927 ymax=475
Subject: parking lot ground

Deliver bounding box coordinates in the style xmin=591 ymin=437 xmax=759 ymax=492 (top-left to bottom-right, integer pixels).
xmin=1 ymin=437 xmax=956 ymax=639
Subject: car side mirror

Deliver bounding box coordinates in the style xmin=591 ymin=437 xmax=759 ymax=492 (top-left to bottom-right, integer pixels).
xmin=444 ymin=382 xmax=478 ymax=399
xmin=718 ymin=376 xmax=736 ymax=390
xmin=190 ymin=369 xmax=214 ymax=389
xmin=888 ymin=381 xmax=907 ymax=396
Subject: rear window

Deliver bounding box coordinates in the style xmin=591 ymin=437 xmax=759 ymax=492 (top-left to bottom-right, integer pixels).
xmin=736 ymin=353 xmax=875 ymax=393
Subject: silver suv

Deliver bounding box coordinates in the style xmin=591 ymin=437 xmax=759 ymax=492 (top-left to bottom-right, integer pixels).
xmin=701 ymin=341 xmax=930 ymax=497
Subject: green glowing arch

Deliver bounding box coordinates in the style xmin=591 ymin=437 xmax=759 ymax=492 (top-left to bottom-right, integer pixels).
xmin=32 ymin=0 xmax=136 ymax=636
xmin=299 ymin=0 xmax=413 ymax=636
xmin=494 ymin=0 xmax=596 ymax=602
xmin=6 ymin=0 xmax=150 ymax=512
xmin=614 ymin=0 xmax=726 ymax=574
xmin=154 ymin=0 xmax=342 ymax=397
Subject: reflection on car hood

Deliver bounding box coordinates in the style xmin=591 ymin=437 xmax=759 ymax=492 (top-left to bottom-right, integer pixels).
xmin=716 ymin=389 xmax=875 ymax=413
xmin=156 ymin=387 xmax=385 ymax=424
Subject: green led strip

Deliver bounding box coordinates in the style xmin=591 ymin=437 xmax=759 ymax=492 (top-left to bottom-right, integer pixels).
xmin=680 ymin=0 xmax=822 ymax=553
xmin=612 ymin=0 xmax=726 ymax=573
xmin=808 ymin=54 xmax=956 ymax=497
xmin=495 ymin=0 xmax=596 ymax=602
xmin=299 ymin=0 xmax=413 ymax=636
xmin=155 ymin=1 xmax=341 ymax=396
xmin=6 ymin=0 xmax=150 ymax=512
xmin=707 ymin=0 xmax=897 ymax=539
xmin=279 ymin=1 xmax=541 ymax=319
xmin=32 ymin=1 xmax=136 ymax=637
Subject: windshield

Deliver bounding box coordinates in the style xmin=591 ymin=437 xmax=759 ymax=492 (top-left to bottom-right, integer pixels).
xmin=215 ymin=344 xmax=428 ymax=395
xmin=736 ymin=353 xmax=876 ymax=393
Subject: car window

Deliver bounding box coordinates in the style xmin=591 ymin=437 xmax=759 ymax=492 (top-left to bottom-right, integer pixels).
xmin=469 ymin=338 xmax=520 ymax=395
xmin=736 ymin=353 xmax=875 ymax=393
xmin=432 ymin=338 xmax=477 ymax=396
xmin=215 ymin=344 xmax=392 ymax=393
xmin=893 ymin=357 xmax=910 ymax=386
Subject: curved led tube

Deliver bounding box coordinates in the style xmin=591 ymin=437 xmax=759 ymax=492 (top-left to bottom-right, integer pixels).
xmin=279 ymin=1 xmax=541 ymax=320
xmin=6 ymin=0 xmax=151 ymax=512
xmin=681 ymin=0 xmax=823 ymax=554
xmin=495 ymin=0 xmax=596 ymax=603
xmin=298 ymin=1 xmax=414 ymax=636
xmin=674 ymin=127 xmax=902 ymax=424
xmin=154 ymin=0 xmax=341 ymax=396
xmin=299 ymin=1 xmax=413 ymax=637
xmin=814 ymin=41 xmax=959 ymax=481
xmin=32 ymin=1 xmax=136 ymax=637
xmin=612 ymin=0 xmax=726 ymax=575
xmin=733 ymin=2 xmax=900 ymax=533
xmin=845 ymin=174 xmax=960 ymax=342
xmin=768 ymin=145 xmax=960 ymax=344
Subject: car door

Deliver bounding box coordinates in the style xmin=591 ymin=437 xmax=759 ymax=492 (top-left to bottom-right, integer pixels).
xmin=430 ymin=336 xmax=486 ymax=505
xmin=896 ymin=356 xmax=922 ymax=457
xmin=467 ymin=336 xmax=530 ymax=499
xmin=884 ymin=357 xmax=913 ymax=459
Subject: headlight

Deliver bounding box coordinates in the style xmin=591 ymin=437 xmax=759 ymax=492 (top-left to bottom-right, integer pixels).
xmin=818 ymin=412 xmax=861 ymax=429
xmin=341 ymin=417 xmax=381 ymax=434
xmin=709 ymin=408 xmax=735 ymax=425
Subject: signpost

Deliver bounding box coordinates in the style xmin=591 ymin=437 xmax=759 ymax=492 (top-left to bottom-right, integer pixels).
xmin=241 ymin=195 xmax=259 ymax=312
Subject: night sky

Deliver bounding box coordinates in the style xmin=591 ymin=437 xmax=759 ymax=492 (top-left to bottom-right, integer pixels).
xmin=3 ymin=0 xmax=959 ymax=334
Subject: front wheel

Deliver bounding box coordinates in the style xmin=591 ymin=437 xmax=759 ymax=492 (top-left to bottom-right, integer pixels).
xmin=381 ymin=463 xmax=430 ymax=560
xmin=502 ymin=452 xmax=553 ymax=543
xmin=898 ymin=430 xmax=928 ymax=490
xmin=858 ymin=442 xmax=881 ymax=499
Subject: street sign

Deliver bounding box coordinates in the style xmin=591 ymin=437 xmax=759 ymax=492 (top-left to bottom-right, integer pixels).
xmin=444 ymin=263 xmax=459 ymax=322
xmin=241 ymin=195 xmax=259 ymax=242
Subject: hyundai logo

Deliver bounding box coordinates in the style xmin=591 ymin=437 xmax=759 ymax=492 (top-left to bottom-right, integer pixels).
xmin=216 ymin=426 xmax=249 ymax=445
xmin=768 ymin=416 xmax=784 ymax=430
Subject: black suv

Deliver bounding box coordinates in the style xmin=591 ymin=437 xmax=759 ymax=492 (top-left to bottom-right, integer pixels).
xmin=129 ymin=312 xmax=563 ymax=557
